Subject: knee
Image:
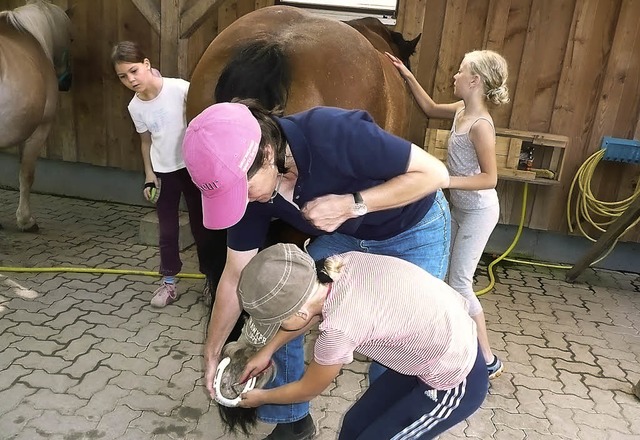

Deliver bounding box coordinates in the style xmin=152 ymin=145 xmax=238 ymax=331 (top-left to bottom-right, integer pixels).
xmin=467 ymin=296 xmax=483 ymax=316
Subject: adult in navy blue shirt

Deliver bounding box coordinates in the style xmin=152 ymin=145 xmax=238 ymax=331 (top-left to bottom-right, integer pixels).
xmin=182 ymin=99 xmax=451 ymax=440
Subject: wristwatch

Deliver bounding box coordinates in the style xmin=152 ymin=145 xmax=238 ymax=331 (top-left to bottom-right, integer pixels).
xmin=352 ymin=192 xmax=368 ymax=216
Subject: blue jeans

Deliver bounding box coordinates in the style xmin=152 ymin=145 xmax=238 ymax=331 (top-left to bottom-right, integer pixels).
xmin=257 ymin=190 xmax=451 ymax=423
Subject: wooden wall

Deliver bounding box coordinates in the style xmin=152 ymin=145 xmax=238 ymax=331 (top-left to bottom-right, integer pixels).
xmin=2 ymin=0 xmax=639 ymax=243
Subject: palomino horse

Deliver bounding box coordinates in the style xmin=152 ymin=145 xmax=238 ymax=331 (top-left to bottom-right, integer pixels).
xmin=186 ymin=5 xmax=419 ymax=135
xmin=0 ymin=0 xmax=72 ymax=231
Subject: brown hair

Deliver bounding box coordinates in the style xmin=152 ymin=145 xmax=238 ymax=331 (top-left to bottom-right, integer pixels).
xmin=230 ymin=98 xmax=287 ymax=178
xmin=111 ymin=41 xmax=147 ymax=65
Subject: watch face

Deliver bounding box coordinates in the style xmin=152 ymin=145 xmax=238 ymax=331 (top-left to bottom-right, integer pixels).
xmin=354 ymin=203 xmax=368 ymax=216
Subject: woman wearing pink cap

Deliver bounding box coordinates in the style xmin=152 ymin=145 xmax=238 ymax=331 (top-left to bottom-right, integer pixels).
xmin=183 ymin=98 xmax=451 ymax=440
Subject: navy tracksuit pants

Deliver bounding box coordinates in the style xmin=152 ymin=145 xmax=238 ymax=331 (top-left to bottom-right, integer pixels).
xmin=339 ymin=344 xmax=488 ymax=440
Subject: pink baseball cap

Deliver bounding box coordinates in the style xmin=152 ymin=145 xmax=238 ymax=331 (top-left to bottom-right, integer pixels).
xmin=182 ymin=102 xmax=261 ymax=229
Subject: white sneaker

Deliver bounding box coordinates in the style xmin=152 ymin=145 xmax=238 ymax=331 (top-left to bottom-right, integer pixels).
xmin=150 ymin=282 xmax=177 ymax=308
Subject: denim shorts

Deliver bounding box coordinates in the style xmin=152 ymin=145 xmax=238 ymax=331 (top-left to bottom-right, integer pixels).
xmin=308 ymin=189 xmax=451 ymax=278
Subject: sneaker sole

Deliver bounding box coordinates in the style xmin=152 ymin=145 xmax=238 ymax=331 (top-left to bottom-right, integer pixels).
xmin=489 ymin=366 xmax=504 ymax=380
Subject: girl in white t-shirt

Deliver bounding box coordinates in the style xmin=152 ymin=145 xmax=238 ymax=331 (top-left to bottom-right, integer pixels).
xmin=111 ymin=41 xmax=224 ymax=308
xmin=230 ymin=244 xmax=488 ymax=439
xmin=387 ymin=50 xmax=510 ymax=379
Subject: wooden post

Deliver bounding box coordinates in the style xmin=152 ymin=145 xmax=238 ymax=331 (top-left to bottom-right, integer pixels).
xmin=130 ymin=0 xmax=224 ymax=78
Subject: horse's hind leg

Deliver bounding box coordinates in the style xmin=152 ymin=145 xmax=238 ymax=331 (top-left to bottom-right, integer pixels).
xmin=17 ymin=122 xmax=51 ymax=232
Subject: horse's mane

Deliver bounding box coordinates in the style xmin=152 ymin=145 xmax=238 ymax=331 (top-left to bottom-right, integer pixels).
xmin=214 ymin=40 xmax=291 ymax=110
xmin=0 ymin=0 xmax=70 ymax=65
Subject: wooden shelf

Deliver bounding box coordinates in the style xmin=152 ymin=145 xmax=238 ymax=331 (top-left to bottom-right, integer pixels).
xmin=424 ymin=127 xmax=569 ymax=185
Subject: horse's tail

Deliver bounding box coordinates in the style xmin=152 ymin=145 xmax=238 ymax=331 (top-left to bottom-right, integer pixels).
xmin=214 ymin=40 xmax=291 ymax=111
xmin=0 ymin=1 xmax=69 ymax=65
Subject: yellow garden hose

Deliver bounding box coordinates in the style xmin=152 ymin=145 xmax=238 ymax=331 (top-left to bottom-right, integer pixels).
xmin=477 ymin=148 xmax=640 ymax=295
xmin=567 ymin=149 xmax=640 ymax=242
xmin=0 ymin=266 xmax=204 ymax=278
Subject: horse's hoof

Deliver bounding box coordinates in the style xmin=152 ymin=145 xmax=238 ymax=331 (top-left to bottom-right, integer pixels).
xmin=20 ymin=223 xmax=39 ymax=233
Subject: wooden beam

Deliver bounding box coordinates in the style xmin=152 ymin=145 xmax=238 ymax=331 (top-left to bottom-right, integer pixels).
xmin=180 ymin=0 xmax=224 ymax=39
xmin=160 ymin=0 xmax=180 ymax=77
xmin=130 ymin=0 xmax=160 ymax=35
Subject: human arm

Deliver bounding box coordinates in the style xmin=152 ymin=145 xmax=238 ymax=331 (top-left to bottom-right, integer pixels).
xmin=448 ymin=119 xmax=498 ymax=190
xmin=301 ymin=143 xmax=450 ymax=232
xmin=385 ymin=52 xmax=462 ymax=120
xmin=238 ymin=360 xmax=342 ymax=407
xmin=203 ymin=247 xmax=258 ymax=400
xmin=139 ymin=132 xmax=157 ymax=200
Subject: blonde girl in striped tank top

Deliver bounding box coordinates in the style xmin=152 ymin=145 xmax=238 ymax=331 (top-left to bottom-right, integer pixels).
xmin=387 ymin=50 xmax=509 ymax=379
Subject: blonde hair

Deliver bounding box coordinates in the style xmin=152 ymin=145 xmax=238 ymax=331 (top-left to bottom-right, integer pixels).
xmin=464 ymin=50 xmax=510 ymax=105
xmin=323 ymin=256 xmax=344 ymax=281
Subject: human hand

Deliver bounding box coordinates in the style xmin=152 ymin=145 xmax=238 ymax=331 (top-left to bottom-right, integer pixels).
xmin=237 ymin=350 xmax=273 ymax=385
xmin=203 ymin=349 xmax=221 ymax=400
xmin=301 ymin=194 xmax=354 ymax=232
xmin=238 ymin=389 xmax=267 ymax=408
xmin=143 ymin=175 xmax=159 ymax=201
xmin=385 ymin=51 xmax=412 ymax=78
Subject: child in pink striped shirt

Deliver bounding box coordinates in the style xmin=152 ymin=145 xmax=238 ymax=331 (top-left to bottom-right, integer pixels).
xmin=233 ymin=243 xmax=488 ymax=440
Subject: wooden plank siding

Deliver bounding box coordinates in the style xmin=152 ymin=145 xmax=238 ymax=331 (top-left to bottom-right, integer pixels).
xmin=1 ymin=0 xmax=638 ymax=242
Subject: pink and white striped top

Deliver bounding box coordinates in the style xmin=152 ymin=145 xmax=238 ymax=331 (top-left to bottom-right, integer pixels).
xmin=314 ymin=252 xmax=478 ymax=390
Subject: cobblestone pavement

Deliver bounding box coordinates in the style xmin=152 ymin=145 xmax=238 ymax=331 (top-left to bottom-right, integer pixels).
xmin=1 ymin=188 xmax=639 ymax=440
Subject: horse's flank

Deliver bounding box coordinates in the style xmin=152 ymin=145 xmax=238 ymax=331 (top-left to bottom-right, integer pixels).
xmin=187 ymin=5 xmax=412 ymax=138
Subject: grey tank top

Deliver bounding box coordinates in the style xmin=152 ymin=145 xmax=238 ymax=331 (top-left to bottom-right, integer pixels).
xmin=447 ymin=108 xmax=499 ymax=210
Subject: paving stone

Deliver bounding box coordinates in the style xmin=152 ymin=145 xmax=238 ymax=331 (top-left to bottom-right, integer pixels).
xmin=67 ymin=366 xmax=120 ymax=400
xmin=28 ymin=388 xmax=87 ymax=414
xmin=26 ymin=409 xmax=98 ymax=435
xmin=491 ymin=408 xmax=550 ymax=433
xmin=95 ymin=405 xmax=143 ymax=440
xmin=0 ymin=402 xmax=43 ymax=439
xmin=55 ymin=334 xmax=102 ymax=361
xmin=48 ymin=320 xmax=95 ymax=344
xmin=0 ymin=383 xmax=37 ymax=416
xmin=6 ymin=322 xmax=59 ymax=339
xmin=101 ymin=353 xmax=155 ymax=375
xmin=126 ymin=402 xmax=192 ymax=431
xmin=20 ymin=369 xmax=79 ymax=394
xmin=75 ymin=384 xmax=131 ymax=418
xmin=62 ymin=349 xmax=112 ymax=379
xmin=45 ymin=307 xmax=89 ymax=329
xmin=12 ymin=352 xmax=70 ymax=374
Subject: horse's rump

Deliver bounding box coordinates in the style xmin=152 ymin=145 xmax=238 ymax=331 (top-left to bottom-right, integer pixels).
xmin=0 ymin=22 xmax=55 ymax=145
xmin=187 ymin=6 xmax=410 ymax=136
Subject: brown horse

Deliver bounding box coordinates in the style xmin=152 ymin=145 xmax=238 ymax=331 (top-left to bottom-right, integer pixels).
xmin=186 ymin=5 xmax=419 ymax=135
xmin=187 ymin=5 xmax=420 ymax=333
xmin=0 ymin=0 xmax=72 ymax=231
